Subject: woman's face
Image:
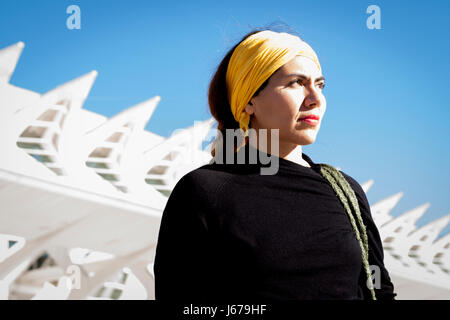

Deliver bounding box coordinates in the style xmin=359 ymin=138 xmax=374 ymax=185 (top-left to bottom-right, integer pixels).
xmin=245 ymin=55 xmax=326 ymax=147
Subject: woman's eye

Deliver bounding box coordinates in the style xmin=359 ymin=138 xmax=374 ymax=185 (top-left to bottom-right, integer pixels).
xmin=290 ymin=79 xmax=325 ymax=89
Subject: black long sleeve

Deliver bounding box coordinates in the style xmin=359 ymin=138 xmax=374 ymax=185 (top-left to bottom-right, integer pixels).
xmin=154 ymin=143 xmax=397 ymax=301
xmin=153 ymin=174 xmax=218 ymax=302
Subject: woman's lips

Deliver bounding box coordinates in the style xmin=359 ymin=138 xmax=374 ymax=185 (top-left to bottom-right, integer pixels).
xmin=298 ymin=116 xmax=320 ymax=126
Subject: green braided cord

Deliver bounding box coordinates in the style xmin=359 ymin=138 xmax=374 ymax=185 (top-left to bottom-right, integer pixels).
xmin=321 ymin=165 xmax=369 ymax=255
xmin=320 ymin=167 xmax=363 ymax=246
xmin=319 ymin=166 xmax=367 ymax=266
xmin=319 ymin=164 xmax=377 ymax=300
xmin=320 ymin=165 xmax=372 ymax=295
xmin=319 ymin=165 xmax=375 ymax=300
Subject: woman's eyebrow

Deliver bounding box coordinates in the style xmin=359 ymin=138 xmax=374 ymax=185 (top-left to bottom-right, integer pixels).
xmin=286 ymin=73 xmax=325 ymax=82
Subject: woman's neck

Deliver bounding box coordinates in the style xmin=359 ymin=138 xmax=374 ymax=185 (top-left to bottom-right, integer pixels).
xmin=247 ymin=133 xmax=311 ymax=168
xmin=283 ymin=145 xmax=311 ymax=168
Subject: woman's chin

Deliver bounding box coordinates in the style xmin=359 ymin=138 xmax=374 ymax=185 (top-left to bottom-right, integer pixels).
xmin=295 ymin=133 xmax=317 ymax=146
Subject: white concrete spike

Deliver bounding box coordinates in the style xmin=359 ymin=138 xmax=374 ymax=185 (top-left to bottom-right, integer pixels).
xmin=186 ymin=117 xmax=215 ymax=130
xmin=104 ymin=95 xmax=160 ymax=130
xmin=143 ymin=125 xmax=197 ymax=166
xmin=36 ymin=71 xmax=98 ymax=176
xmin=420 ymin=234 xmax=450 ymax=276
xmin=379 ymin=203 xmax=431 ymax=271
xmin=6 ymin=70 xmax=97 ymax=141
xmin=409 ymin=214 xmax=450 ymax=240
xmin=0 ymin=41 xmax=25 ymax=83
xmin=361 ymin=179 xmax=374 ymax=193
xmin=83 ymin=96 xmax=161 ymax=153
xmin=405 ymin=215 xmax=450 ymax=276
xmin=190 ymin=118 xmax=217 ymax=148
xmin=41 ymin=70 xmax=98 ymax=106
xmin=201 ymin=118 xmax=220 ymax=151
xmin=433 ymin=232 xmax=450 ymax=250
xmin=80 ymin=96 xmax=165 ymax=199
xmin=370 ymin=191 xmax=404 ymax=227
xmin=380 ymin=202 xmax=430 ymax=239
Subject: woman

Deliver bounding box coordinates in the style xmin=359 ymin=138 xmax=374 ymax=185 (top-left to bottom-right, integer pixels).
xmin=153 ymin=28 xmax=396 ymax=301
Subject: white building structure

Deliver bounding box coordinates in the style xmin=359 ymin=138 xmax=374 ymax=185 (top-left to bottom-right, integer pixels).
xmin=0 ymin=42 xmax=449 ymax=300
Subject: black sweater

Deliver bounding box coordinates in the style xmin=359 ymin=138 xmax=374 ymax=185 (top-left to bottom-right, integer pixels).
xmin=153 ymin=143 xmax=396 ymax=301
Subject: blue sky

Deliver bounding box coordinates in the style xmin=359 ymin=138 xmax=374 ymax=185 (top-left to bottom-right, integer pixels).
xmin=1 ymin=0 xmax=449 ymax=235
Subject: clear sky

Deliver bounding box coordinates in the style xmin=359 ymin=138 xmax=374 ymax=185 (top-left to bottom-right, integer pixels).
xmin=1 ymin=0 xmax=449 ymax=236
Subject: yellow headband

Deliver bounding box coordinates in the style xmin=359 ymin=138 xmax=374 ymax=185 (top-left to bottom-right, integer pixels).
xmin=226 ymin=30 xmax=321 ymax=137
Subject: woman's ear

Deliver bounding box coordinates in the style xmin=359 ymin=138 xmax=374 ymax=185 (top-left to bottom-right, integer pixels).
xmin=245 ymin=98 xmax=255 ymax=115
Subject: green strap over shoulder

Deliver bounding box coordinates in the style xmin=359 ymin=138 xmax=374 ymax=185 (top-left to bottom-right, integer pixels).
xmin=319 ymin=163 xmax=377 ymax=300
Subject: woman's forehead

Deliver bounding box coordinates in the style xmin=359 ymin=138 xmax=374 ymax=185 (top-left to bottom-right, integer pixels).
xmin=278 ymin=55 xmax=323 ymax=78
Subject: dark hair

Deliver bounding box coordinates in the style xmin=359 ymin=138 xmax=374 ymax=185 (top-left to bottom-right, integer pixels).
xmin=208 ymin=24 xmax=300 ymax=157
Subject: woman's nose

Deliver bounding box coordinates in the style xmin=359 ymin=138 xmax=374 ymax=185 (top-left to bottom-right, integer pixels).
xmin=303 ymin=85 xmax=322 ymax=109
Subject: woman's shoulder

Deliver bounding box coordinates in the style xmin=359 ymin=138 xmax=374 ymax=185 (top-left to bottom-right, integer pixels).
xmin=337 ymin=169 xmax=373 ymax=215
xmin=180 ymin=162 xmax=235 ymax=184
xmin=338 ymin=170 xmax=365 ymax=196
xmin=170 ymin=162 xmax=236 ymax=201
